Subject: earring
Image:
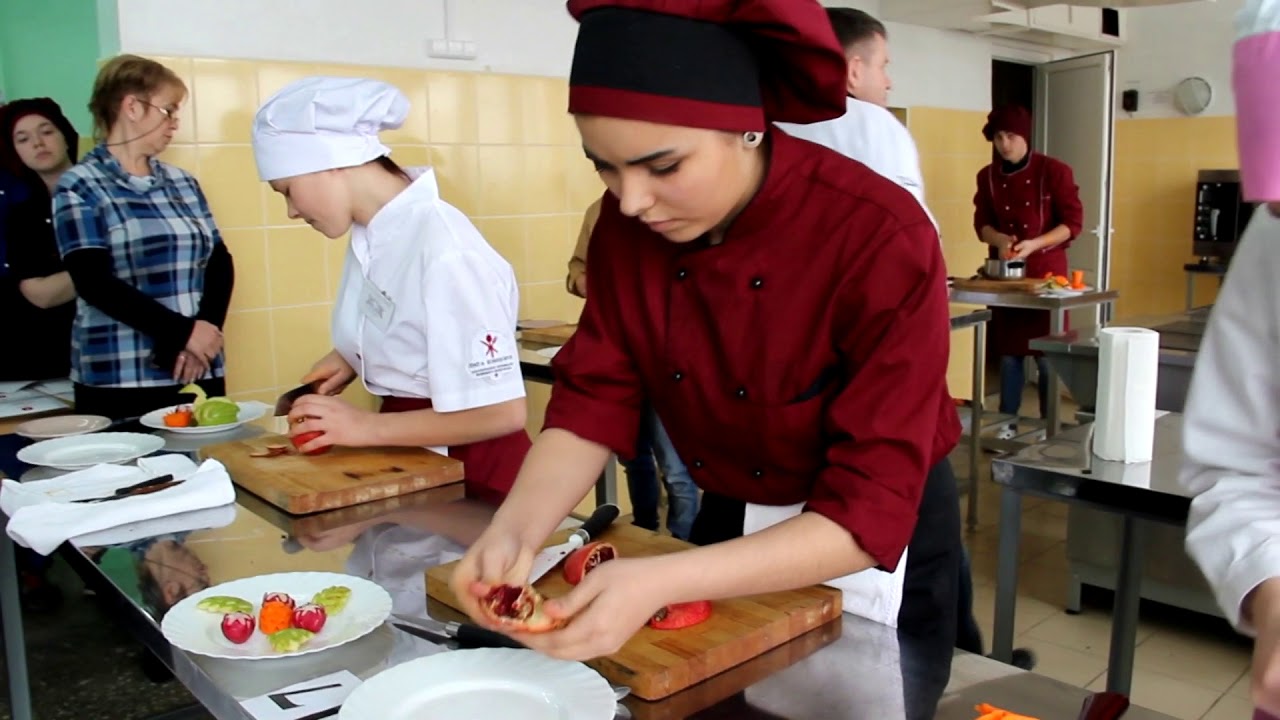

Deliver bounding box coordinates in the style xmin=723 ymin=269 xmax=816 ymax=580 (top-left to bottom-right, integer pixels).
xmin=743 ymin=131 xmax=763 ymax=148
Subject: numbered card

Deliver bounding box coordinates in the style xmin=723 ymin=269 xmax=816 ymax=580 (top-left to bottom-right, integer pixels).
xmin=240 ymin=670 xmax=361 ymax=720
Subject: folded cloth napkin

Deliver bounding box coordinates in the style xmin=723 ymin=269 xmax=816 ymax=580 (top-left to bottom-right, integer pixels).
xmin=1 ymin=455 xmax=236 ymax=555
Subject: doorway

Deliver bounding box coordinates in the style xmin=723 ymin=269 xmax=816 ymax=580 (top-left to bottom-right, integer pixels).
xmin=992 ymin=59 xmax=1035 ymax=118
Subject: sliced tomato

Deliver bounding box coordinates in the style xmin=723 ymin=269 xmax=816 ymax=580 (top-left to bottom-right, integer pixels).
xmin=563 ymin=541 xmax=617 ymax=586
xmin=648 ymin=600 xmax=712 ymax=630
xmin=478 ymin=584 xmax=564 ymax=633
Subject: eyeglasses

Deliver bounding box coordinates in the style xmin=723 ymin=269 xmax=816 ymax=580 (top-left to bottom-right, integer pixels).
xmin=139 ymin=98 xmax=180 ymax=122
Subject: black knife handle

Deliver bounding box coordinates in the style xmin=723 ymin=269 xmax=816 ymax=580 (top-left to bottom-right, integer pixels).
xmin=454 ymin=623 xmax=527 ymax=650
xmin=578 ymin=503 xmax=621 ymax=541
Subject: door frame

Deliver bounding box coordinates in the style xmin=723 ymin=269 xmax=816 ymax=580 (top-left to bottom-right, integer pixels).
xmin=1033 ymin=50 xmax=1117 ymax=325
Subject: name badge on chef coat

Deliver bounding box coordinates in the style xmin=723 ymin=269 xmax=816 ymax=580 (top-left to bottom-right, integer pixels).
xmin=360 ymin=277 xmax=395 ymax=332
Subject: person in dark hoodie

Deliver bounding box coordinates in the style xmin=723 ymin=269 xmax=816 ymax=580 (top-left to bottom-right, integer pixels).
xmin=0 ymin=97 xmax=78 ymax=382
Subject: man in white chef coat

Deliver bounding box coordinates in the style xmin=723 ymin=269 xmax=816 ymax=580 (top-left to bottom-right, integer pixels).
xmin=1180 ymin=1 xmax=1280 ymax=712
xmin=774 ymin=7 xmax=937 ymax=233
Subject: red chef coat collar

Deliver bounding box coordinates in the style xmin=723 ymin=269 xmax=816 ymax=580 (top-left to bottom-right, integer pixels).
xmin=565 ymin=0 xmax=848 ymax=131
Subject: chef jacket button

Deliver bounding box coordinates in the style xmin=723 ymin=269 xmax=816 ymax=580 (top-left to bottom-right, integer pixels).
xmin=749 ymin=277 xmax=764 ymax=289
xmin=693 ymin=459 xmax=704 ymax=469
xmin=672 ymin=371 xmax=684 ymax=381
xmin=1004 ymin=206 xmax=1010 ymax=210
xmin=676 ymin=268 xmax=688 ymax=280
xmin=735 ymin=387 xmax=747 ymax=399
xmin=1025 ymin=201 xmax=1030 ymax=206
xmin=752 ymin=468 xmax=764 ymax=478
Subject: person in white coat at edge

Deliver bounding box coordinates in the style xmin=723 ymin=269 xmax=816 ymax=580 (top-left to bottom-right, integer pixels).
xmin=775 ymin=6 xmax=1023 ymax=669
xmin=250 ymin=77 xmax=533 ymax=617
xmin=1178 ymin=1 xmax=1280 ymax=714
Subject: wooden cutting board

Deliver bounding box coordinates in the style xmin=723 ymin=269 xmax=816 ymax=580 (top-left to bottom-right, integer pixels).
xmin=519 ymin=323 xmax=576 ymax=345
xmin=950 ymin=277 xmax=1046 ymax=294
xmin=199 ymin=434 xmax=465 ymax=514
xmin=425 ymin=523 xmax=843 ymax=701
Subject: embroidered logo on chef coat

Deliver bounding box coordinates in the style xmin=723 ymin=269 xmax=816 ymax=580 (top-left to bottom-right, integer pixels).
xmin=468 ymin=330 xmax=516 ymax=383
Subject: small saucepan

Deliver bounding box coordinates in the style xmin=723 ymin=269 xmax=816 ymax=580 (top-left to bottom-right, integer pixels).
xmin=982 ymin=258 xmax=1026 ymax=280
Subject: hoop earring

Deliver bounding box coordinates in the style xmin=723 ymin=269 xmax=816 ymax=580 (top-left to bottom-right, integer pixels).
xmin=743 ymin=131 xmax=763 ymax=148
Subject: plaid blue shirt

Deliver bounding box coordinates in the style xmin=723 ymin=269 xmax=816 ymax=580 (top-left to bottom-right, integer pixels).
xmin=52 ymin=144 xmax=225 ymax=388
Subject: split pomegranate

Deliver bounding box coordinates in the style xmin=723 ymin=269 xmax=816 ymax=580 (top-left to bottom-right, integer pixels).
xmin=563 ymin=541 xmax=617 ymax=585
xmin=478 ymin=584 xmax=564 ymax=633
xmin=648 ymin=600 xmax=713 ymax=630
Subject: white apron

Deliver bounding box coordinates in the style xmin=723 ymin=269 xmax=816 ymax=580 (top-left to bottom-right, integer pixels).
xmin=743 ymin=502 xmax=907 ymax=627
xmin=344 ymin=523 xmax=467 ymax=619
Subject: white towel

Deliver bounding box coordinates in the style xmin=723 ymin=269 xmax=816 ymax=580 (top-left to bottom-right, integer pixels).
xmin=743 ymin=502 xmax=907 ymax=628
xmin=2 ymin=455 xmax=236 ymax=555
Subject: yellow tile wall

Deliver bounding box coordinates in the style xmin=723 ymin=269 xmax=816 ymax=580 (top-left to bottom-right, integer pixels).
xmin=1111 ymin=116 xmax=1237 ymax=319
xmin=909 ymin=107 xmax=997 ymax=400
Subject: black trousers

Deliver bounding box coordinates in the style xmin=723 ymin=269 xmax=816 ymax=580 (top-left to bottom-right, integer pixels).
xmin=74 ymin=377 xmax=226 ymax=421
xmin=689 ymin=458 xmax=970 ymax=719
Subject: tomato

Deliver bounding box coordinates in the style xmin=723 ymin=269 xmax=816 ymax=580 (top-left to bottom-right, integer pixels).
xmin=478 ymin=584 xmax=564 ymax=633
xmin=290 ymin=431 xmax=332 ymax=456
xmin=563 ymin=541 xmax=617 ymax=586
xmin=648 ymin=600 xmax=712 ymax=630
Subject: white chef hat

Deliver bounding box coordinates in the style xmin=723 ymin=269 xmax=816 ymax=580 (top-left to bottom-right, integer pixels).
xmin=252 ymin=76 xmax=409 ymax=182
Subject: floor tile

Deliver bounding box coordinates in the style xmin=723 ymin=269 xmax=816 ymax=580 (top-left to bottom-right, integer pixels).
xmin=1087 ymin=670 xmax=1220 ymax=720
xmin=1200 ymin=694 xmax=1255 ymax=720
xmin=1135 ymin=627 xmax=1251 ymax=692
xmin=1014 ymin=636 xmax=1110 ymax=687
xmin=1026 ymin=609 xmax=1156 ymax=658
xmin=1227 ymin=672 xmax=1252 ymax=699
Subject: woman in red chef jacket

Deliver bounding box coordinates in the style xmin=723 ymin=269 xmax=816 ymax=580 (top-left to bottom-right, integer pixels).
xmin=451 ymin=0 xmax=972 ymax=687
xmin=973 ymin=105 xmax=1084 ymax=434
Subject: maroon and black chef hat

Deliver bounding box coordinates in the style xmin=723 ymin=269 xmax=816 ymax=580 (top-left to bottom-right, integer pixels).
xmin=565 ymin=0 xmax=849 ymax=132
xmin=982 ymin=105 xmax=1032 ymax=143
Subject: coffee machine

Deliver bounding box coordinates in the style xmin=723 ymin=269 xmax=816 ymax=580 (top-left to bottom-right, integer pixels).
xmin=1193 ymin=169 xmax=1257 ymax=263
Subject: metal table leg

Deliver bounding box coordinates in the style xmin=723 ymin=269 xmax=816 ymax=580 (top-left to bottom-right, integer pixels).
xmin=1106 ymin=515 xmax=1145 ymax=694
xmin=1045 ymin=310 xmax=1066 ymax=437
xmin=595 ymin=454 xmax=619 ymax=507
xmin=966 ymin=322 xmax=986 ymax=531
xmin=0 ymin=532 xmax=33 ymax=720
xmin=991 ymin=486 xmax=1022 ymax=664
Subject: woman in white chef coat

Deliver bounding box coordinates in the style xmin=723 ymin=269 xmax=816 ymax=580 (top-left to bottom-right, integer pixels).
xmin=251 ymin=77 xmax=532 ymax=611
xmin=1179 ymin=1 xmax=1280 ymax=713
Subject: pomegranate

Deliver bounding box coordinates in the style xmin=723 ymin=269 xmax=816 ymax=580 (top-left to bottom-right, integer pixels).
xmin=563 ymin=542 xmax=617 ymax=586
xmin=220 ymin=612 xmax=255 ymax=644
xmin=648 ymin=601 xmax=713 ymax=630
xmin=479 ymin=584 xmax=564 ymax=633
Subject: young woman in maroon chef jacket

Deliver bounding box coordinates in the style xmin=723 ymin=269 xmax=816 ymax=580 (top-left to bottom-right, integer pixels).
xmin=973 ymin=105 xmax=1084 ymax=432
xmin=451 ymin=0 xmax=974 ymax=686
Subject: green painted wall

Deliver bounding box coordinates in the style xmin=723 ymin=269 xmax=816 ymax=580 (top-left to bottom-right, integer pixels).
xmin=0 ymin=0 xmax=103 ymax=137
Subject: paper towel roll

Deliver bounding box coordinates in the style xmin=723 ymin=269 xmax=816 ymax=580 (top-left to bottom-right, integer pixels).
xmin=1093 ymin=327 xmax=1160 ymax=463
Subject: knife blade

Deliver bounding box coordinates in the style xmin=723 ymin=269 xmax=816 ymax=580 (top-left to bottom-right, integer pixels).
xmin=527 ymin=503 xmax=621 ymax=584
xmin=274 ymin=382 xmax=318 ymax=416
xmin=391 ymin=614 xmax=526 ymax=649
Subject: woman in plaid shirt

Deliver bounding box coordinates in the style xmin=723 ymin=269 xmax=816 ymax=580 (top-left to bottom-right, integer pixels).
xmin=52 ymin=55 xmax=234 ymax=419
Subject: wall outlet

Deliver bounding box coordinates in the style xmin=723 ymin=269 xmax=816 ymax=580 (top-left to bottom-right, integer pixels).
xmin=427 ymin=38 xmax=477 ymax=60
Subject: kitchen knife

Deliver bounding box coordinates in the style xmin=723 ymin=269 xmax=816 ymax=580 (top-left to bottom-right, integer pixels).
xmin=274 ymin=382 xmax=319 ymax=417
xmin=527 ymin=503 xmax=621 ymax=584
xmin=391 ymin=614 xmax=526 ymax=649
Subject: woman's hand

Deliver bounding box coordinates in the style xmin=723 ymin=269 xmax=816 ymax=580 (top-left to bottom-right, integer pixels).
xmin=510 ymin=556 xmax=671 ymax=661
xmin=449 ymin=525 xmax=538 ymax=627
xmin=303 ymin=351 xmax=357 ymax=396
xmin=1009 ymin=237 xmax=1046 ymax=260
xmin=287 ymin=394 xmax=377 ymax=449
xmin=185 ymin=320 xmax=223 ymax=362
xmin=172 ymin=351 xmax=210 ymax=383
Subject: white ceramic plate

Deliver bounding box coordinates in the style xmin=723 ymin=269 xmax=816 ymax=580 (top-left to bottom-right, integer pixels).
xmin=161 ymin=572 xmax=392 ymax=660
xmin=340 ymin=648 xmax=616 ymax=720
xmin=14 ymin=414 xmax=111 ymax=440
xmin=16 ymin=432 xmax=165 ymax=470
xmin=139 ymin=401 xmax=268 ymax=435
xmin=535 ymin=346 xmax=562 ymax=359
xmin=1039 ymin=286 xmax=1090 ymax=297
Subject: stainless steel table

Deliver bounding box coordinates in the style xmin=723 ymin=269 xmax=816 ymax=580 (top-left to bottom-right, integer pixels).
xmin=989 ymin=414 xmax=1191 ymax=695
xmin=949 ymin=287 xmax=1119 ymax=439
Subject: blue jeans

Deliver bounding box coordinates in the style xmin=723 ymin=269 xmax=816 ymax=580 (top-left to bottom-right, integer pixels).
xmin=621 ymin=408 xmax=700 ymax=540
xmin=999 ymin=355 xmax=1050 ymax=418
